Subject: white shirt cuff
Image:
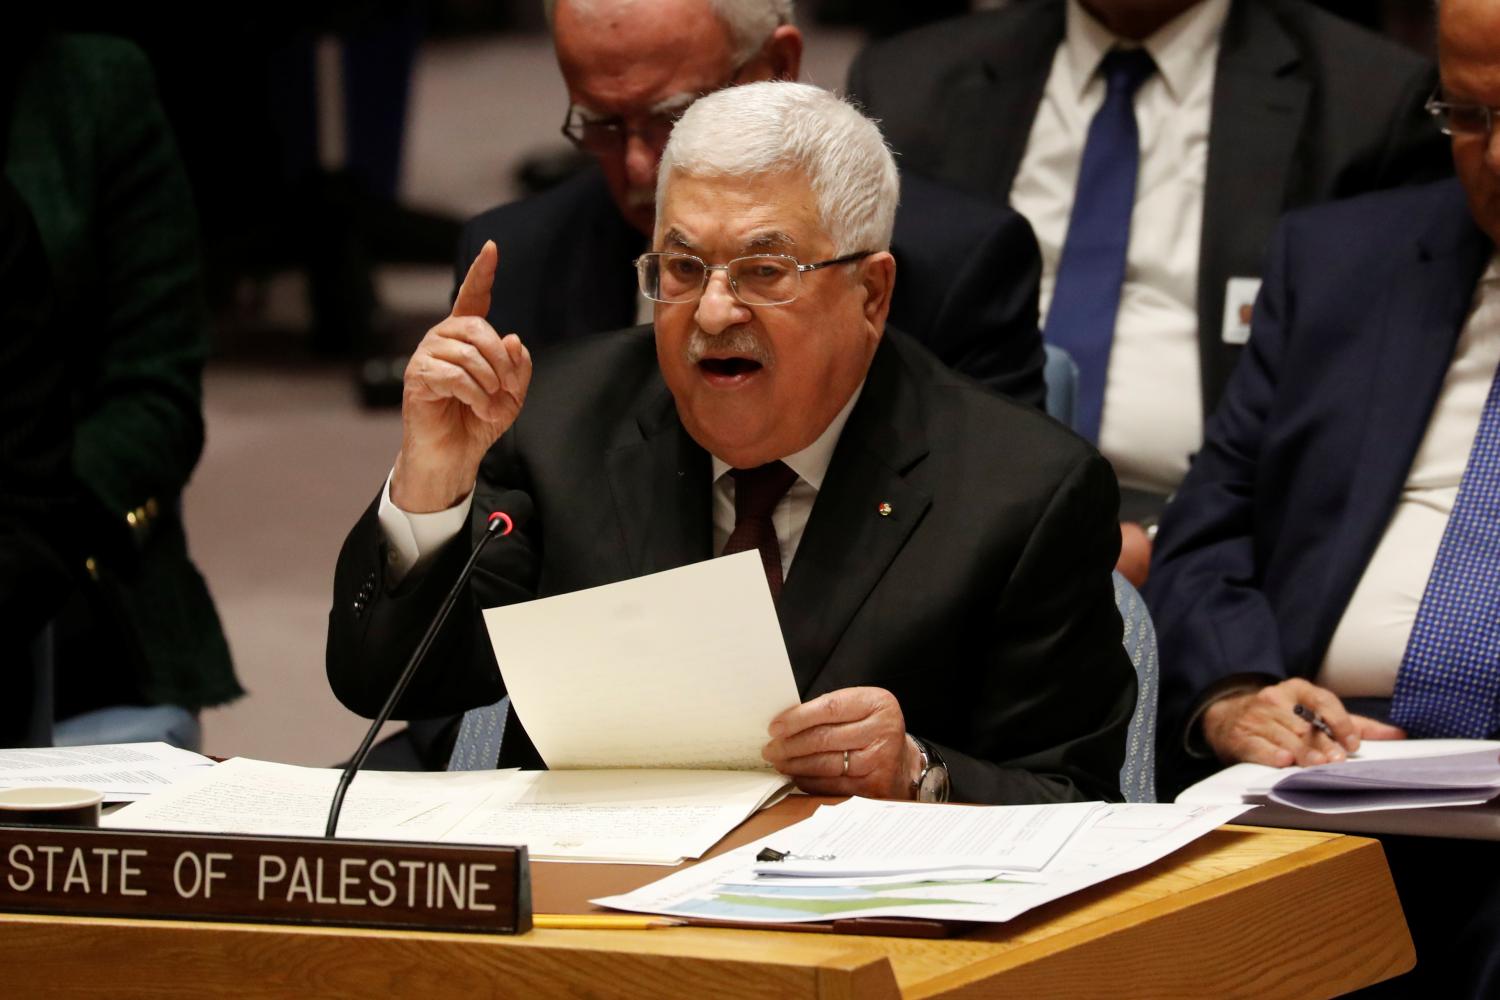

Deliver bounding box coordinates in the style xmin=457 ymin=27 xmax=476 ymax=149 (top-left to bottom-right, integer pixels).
xmin=376 ymin=471 xmax=475 ymax=586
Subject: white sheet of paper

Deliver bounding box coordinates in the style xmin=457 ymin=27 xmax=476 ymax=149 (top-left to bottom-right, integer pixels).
xmin=103 ymin=758 xmax=455 ymax=837
xmin=481 ymin=551 xmax=801 ymax=770
xmin=104 ymin=758 xmax=790 ymax=864
xmin=442 ymin=769 xmax=791 ymax=864
xmin=0 ymin=742 xmax=215 ymax=801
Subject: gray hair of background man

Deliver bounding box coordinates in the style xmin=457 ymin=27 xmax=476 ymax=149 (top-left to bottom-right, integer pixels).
xmin=655 ymin=81 xmax=900 ymax=254
xmin=544 ymin=0 xmax=795 ymax=65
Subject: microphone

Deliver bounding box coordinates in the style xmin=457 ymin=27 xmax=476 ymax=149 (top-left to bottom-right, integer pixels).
xmin=326 ymin=494 xmax=532 ymax=837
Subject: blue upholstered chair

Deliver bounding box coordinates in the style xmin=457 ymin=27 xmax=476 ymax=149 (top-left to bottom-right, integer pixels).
xmin=1113 ymin=571 xmax=1159 ymax=803
xmin=1043 ymin=343 xmax=1080 ymax=430
xmin=451 ymin=575 xmax=1161 ymax=803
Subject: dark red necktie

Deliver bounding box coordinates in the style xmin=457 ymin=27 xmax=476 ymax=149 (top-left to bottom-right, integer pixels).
xmin=723 ymin=461 xmax=799 ymax=601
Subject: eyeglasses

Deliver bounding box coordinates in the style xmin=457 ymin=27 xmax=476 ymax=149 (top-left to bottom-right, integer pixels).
xmin=561 ymin=104 xmax=686 ymax=156
xmin=635 ymin=251 xmax=876 ymax=306
xmin=1426 ymin=93 xmax=1499 ymax=138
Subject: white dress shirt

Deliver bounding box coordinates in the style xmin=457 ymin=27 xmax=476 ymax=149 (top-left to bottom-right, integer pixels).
xmin=1318 ymin=257 xmax=1500 ymax=698
xmin=377 ymin=383 xmax=864 ymax=587
xmin=1009 ymin=0 xmax=1228 ymax=495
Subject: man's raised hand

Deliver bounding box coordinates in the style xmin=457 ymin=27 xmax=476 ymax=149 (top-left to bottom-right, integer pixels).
xmin=391 ymin=241 xmax=532 ymax=513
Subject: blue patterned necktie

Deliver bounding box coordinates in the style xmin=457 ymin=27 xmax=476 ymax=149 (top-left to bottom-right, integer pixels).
xmin=1389 ymin=361 xmax=1500 ymax=739
xmin=1044 ymin=48 xmax=1156 ymax=443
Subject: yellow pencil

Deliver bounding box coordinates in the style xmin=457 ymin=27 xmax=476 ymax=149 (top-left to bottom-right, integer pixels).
xmin=533 ymin=914 xmax=685 ymax=931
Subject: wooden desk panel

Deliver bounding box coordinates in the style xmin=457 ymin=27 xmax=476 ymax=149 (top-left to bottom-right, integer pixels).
xmin=0 ymin=816 xmax=1411 ymax=999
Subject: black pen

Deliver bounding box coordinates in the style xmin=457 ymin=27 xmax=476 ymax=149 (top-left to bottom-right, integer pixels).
xmin=1293 ymin=703 xmax=1337 ymax=742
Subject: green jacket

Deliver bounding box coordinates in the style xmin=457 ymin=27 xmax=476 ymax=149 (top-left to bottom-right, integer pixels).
xmin=6 ymin=34 xmax=241 ymax=708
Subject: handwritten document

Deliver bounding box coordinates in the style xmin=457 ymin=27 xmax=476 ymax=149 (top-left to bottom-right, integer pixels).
xmin=481 ymin=552 xmax=801 ymax=770
xmin=105 ymin=758 xmax=790 ymax=864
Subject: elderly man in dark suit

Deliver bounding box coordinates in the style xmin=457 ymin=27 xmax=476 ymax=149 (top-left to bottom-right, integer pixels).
xmin=328 ymin=82 xmax=1135 ymax=806
xmin=1146 ymin=0 xmax=1500 ymax=993
xmin=847 ymin=0 xmax=1449 ymax=583
xmin=456 ymin=0 xmax=1047 ymax=408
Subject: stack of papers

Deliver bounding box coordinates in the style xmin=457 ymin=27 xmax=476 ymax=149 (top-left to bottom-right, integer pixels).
xmin=592 ymin=797 xmax=1246 ymax=924
xmin=1177 ymin=739 xmax=1500 ymax=840
xmin=106 ymin=758 xmax=791 ymax=864
xmin=1262 ymin=747 xmax=1500 ymax=813
xmin=0 ymin=743 xmax=215 ymax=802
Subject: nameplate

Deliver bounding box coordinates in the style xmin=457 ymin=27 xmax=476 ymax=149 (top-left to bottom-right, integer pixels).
xmin=0 ymin=824 xmax=530 ymax=934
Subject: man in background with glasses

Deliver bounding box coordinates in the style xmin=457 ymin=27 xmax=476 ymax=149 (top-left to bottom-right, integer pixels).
xmin=328 ymin=82 xmax=1135 ymax=807
xmin=1146 ymin=1 xmax=1500 ymax=993
xmin=447 ymin=0 xmax=1047 ymax=407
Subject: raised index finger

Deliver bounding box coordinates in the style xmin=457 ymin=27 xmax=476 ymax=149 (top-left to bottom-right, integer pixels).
xmin=451 ymin=240 xmax=498 ymax=320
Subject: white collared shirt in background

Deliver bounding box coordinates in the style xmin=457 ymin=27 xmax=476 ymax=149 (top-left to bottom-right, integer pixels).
xmin=1009 ymin=0 xmax=1229 ymax=495
xmin=1318 ymin=257 xmax=1500 ymax=698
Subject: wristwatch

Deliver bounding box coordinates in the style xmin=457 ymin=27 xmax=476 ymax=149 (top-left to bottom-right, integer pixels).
xmin=908 ymin=735 xmax=951 ymax=803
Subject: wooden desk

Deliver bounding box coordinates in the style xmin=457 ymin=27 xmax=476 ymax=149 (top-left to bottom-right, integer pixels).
xmin=0 ymin=800 xmax=1412 ymax=999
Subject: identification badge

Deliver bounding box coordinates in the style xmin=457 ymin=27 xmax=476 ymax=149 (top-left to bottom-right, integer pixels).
xmin=1221 ymin=276 xmax=1262 ymax=346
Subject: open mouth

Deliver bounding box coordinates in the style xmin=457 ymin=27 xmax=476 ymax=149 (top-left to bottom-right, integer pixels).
xmin=698 ymin=357 xmax=764 ymax=377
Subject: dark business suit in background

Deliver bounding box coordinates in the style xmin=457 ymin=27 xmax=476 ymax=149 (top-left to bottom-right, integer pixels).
xmin=454 ymin=167 xmax=1049 ymax=409
xmin=328 ymin=327 xmax=1136 ymax=806
xmin=845 ymin=0 xmax=1449 ymax=418
xmin=0 ymin=176 xmax=72 ymax=745
xmin=1145 ymin=177 xmax=1499 ymax=1000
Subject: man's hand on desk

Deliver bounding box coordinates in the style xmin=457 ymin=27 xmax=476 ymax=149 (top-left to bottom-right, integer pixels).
xmin=1202 ymin=677 xmax=1406 ymax=768
xmin=392 ymin=240 xmax=533 ymax=513
xmin=761 ymin=686 xmax=917 ymax=800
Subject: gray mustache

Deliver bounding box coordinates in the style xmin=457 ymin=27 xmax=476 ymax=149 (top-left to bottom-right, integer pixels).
xmin=684 ymin=327 xmax=772 ymax=367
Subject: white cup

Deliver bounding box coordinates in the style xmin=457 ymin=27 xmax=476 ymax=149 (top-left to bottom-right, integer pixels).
xmin=0 ymin=786 xmax=104 ymax=827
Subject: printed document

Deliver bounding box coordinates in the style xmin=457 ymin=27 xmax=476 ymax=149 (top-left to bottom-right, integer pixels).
xmin=0 ymin=743 xmax=215 ymax=801
xmin=593 ymin=798 xmax=1246 ymax=924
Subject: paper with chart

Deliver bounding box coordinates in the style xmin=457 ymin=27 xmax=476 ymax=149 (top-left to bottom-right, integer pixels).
xmin=0 ymin=743 xmax=215 ymax=801
xmin=593 ymin=798 xmax=1247 ymax=924
xmin=104 ymin=757 xmax=791 ymax=863
xmin=481 ymin=551 xmax=801 ymax=770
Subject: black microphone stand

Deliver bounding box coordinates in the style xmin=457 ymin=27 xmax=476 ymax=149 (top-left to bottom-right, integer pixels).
xmin=325 ymin=509 xmax=518 ymax=837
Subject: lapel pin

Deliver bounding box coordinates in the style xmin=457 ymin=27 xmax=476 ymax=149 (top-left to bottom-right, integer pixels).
xmin=877 ymin=502 xmax=893 ymax=517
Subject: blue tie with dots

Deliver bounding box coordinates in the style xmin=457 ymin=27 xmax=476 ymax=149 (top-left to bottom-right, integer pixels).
xmin=1389 ymin=362 xmax=1500 ymax=739
xmin=1044 ymin=48 xmax=1156 ymax=443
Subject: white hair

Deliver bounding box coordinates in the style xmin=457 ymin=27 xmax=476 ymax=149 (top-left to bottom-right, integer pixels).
xmin=545 ymin=0 xmax=794 ymax=65
xmin=656 ymin=81 xmax=900 ymax=253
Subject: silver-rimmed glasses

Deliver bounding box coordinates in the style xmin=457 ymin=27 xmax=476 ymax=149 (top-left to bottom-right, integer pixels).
xmin=635 ymin=251 xmax=876 ymax=306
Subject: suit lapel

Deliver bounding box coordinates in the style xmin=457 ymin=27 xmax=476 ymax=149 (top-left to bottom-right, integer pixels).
xmin=1313 ymin=189 xmax=1493 ymax=654
xmin=939 ymin=0 xmax=1061 ymax=198
xmin=1197 ymin=0 xmax=1309 ymax=412
xmin=779 ymin=340 xmax=933 ymax=693
xmin=605 ymin=378 xmax=713 ymax=577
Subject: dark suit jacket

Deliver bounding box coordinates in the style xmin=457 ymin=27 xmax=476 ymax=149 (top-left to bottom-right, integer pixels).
xmin=328 ymin=328 xmax=1136 ymax=805
xmin=4 ymin=35 xmax=239 ymax=709
xmin=846 ymin=0 xmax=1450 ymax=417
xmin=453 ymin=167 xmax=1048 ymax=408
xmin=1145 ymin=179 xmax=1494 ymax=795
xmin=0 ymin=174 xmax=73 ymax=745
